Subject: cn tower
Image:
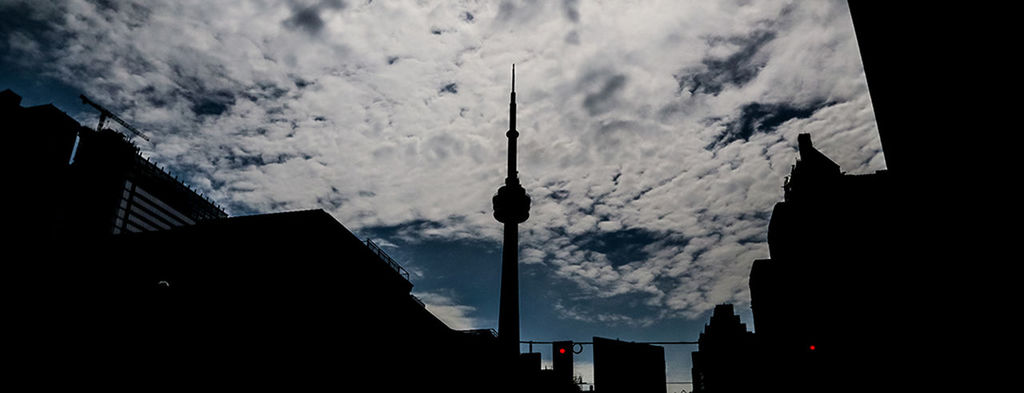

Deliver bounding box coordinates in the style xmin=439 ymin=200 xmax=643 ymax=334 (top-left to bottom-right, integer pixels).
xmin=492 ymin=65 xmax=530 ymax=359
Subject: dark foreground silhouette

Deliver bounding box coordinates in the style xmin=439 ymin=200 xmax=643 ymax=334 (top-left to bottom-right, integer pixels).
xmin=3 ymin=2 xmax=988 ymax=391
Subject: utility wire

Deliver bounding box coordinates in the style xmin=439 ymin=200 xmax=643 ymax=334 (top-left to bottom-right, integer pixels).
xmin=521 ymin=340 xmax=698 ymax=345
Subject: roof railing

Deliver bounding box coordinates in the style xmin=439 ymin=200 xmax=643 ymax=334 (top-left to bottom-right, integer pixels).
xmin=410 ymin=295 xmax=425 ymax=307
xmin=365 ymin=238 xmax=411 ymax=282
xmin=460 ymin=328 xmax=498 ymax=338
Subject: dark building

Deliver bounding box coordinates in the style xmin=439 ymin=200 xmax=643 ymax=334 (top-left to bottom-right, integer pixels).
xmin=748 ymin=134 xmax=909 ymax=392
xmin=689 ymin=2 xmax=979 ymax=391
xmin=690 ymin=130 xmax=942 ymax=392
xmin=690 ymin=133 xmax=913 ymax=392
xmin=753 ymin=134 xmax=900 ymax=343
xmin=19 ymin=208 xmax=510 ymax=391
xmin=845 ymin=1 xmax=979 ymax=181
xmin=691 ymin=305 xmax=758 ymax=393
xmin=5 ymin=88 xmax=90 ymax=239
xmin=593 ymin=337 xmax=666 ymax=393
xmin=69 ymin=127 xmax=227 ymax=236
xmin=3 ymin=89 xmax=225 ymax=241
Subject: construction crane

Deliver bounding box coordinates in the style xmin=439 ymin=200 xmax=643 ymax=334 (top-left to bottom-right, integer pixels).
xmin=80 ymin=94 xmax=151 ymax=142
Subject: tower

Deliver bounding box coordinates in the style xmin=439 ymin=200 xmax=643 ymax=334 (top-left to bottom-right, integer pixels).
xmin=493 ymin=65 xmax=530 ymax=359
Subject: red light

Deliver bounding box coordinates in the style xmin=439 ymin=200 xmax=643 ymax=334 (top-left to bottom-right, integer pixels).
xmin=809 ymin=345 xmax=816 ymax=351
xmin=559 ymin=348 xmax=566 ymax=354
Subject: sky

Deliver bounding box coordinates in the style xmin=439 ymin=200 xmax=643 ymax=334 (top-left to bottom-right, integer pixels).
xmin=1 ymin=0 xmax=884 ymax=388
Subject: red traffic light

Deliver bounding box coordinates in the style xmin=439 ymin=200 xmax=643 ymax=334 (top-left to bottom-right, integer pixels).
xmin=553 ymin=340 xmax=573 ymax=357
xmin=552 ymin=341 xmax=574 ymax=383
xmin=809 ymin=345 xmax=816 ymax=351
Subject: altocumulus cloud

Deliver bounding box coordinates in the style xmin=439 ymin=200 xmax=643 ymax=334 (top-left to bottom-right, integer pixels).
xmin=1 ymin=0 xmax=883 ymax=323
xmin=415 ymin=291 xmax=481 ymax=330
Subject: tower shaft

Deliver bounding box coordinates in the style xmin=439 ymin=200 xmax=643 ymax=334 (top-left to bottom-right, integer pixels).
xmin=498 ymin=221 xmax=519 ymax=357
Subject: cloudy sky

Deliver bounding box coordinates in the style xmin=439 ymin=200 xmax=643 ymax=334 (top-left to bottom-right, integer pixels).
xmin=2 ymin=0 xmax=884 ymax=387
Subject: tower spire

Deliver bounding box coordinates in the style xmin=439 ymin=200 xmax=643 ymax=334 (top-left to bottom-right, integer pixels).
xmin=507 ymin=64 xmax=518 ymax=181
xmin=493 ymin=64 xmax=530 ymax=361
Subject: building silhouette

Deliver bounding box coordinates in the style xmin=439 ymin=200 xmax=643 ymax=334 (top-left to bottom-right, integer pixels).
xmin=683 ymin=129 xmax=917 ymax=392
xmin=70 ymin=127 xmax=227 ymax=236
xmin=688 ymin=2 xmax=981 ymax=391
xmin=690 ymin=305 xmax=757 ymax=393
xmin=3 ymin=89 xmax=225 ymax=240
xmin=79 ymin=209 xmax=505 ymax=391
xmin=18 ymin=208 xmax=516 ymax=390
xmin=693 ymin=132 xmax=918 ymax=392
xmin=749 ymin=131 xmax=918 ymax=392
xmin=4 ymin=88 xmax=84 ymax=239
xmin=593 ymin=337 xmax=666 ymax=393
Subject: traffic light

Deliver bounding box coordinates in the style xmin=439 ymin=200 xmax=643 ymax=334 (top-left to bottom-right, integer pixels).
xmin=553 ymin=340 xmax=573 ymax=383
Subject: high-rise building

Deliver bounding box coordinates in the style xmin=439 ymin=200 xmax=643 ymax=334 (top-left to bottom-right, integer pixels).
xmin=691 ymin=305 xmax=757 ymax=393
xmin=748 ymin=133 xmax=902 ymax=392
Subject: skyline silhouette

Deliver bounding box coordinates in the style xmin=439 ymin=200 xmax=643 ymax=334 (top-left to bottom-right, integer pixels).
xmin=2 ymin=1 xmax=978 ymax=391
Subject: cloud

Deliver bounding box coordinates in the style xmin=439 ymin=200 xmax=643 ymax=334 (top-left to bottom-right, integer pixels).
xmin=284 ymin=6 xmax=326 ymax=35
xmin=414 ymin=291 xmax=482 ymax=330
xmin=555 ymin=299 xmax=662 ymax=328
xmin=439 ymin=82 xmax=458 ymax=95
xmin=582 ymin=73 xmax=627 ymax=116
xmin=494 ymin=0 xmax=545 ymax=24
xmin=562 ymin=0 xmax=580 ymax=23
xmin=708 ymin=100 xmax=834 ymax=149
xmin=676 ymin=29 xmax=777 ymax=96
xmin=2 ymin=0 xmax=882 ymax=326
xmin=282 ymin=0 xmax=348 ymax=35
